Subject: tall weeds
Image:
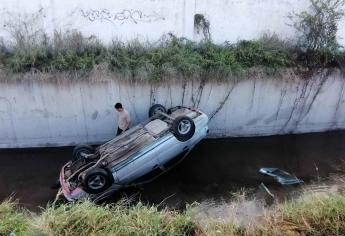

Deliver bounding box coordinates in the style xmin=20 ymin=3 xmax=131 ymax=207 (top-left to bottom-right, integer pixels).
xmin=0 ymin=199 xmax=30 ymax=236
xmin=0 ymin=32 xmax=296 ymax=82
xmin=1 ymin=186 xmax=345 ymax=235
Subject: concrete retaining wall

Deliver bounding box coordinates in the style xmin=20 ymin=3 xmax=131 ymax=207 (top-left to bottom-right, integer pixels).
xmin=1 ymin=70 xmax=345 ymax=148
xmin=0 ymin=0 xmax=345 ymax=45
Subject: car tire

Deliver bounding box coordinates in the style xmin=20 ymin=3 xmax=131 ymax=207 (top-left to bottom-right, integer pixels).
xmin=82 ymin=168 xmax=114 ymax=194
xmin=171 ymin=116 xmax=195 ymax=142
xmin=148 ymin=104 xmax=167 ymax=118
xmin=72 ymin=144 xmax=94 ymax=162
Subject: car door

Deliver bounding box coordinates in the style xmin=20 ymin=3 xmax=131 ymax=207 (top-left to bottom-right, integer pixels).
xmin=113 ymin=144 xmax=160 ymax=185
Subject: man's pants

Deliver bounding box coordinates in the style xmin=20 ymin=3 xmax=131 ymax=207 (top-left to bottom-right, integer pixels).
xmin=117 ymin=127 xmax=128 ymax=136
xmin=117 ymin=127 xmax=123 ymax=136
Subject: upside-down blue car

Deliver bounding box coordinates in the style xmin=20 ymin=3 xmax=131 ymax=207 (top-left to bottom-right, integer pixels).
xmin=59 ymin=105 xmax=209 ymax=202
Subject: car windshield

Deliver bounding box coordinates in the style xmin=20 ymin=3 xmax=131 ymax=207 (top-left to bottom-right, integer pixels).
xmin=259 ymin=168 xmax=304 ymax=185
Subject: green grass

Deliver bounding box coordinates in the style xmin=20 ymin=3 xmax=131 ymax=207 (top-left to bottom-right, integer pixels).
xmin=4 ymin=31 xmax=340 ymax=82
xmin=2 ymin=190 xmax=345 ymax=235
xmin=193 ymin=193 xmax=345 ymax=236
xmin=0 ymin=200 xmax=30 ymax=236
xmin=278 ymin=193 xmax=345 ymax=235
xmin=35 ymin=200 xmax=196 ymax=236
xmin=251 ymin=193 xmax=345 ymax=236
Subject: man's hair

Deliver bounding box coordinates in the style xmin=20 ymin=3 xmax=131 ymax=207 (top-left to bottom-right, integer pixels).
xmin=114 ymin=103 xmax=123 ymax=109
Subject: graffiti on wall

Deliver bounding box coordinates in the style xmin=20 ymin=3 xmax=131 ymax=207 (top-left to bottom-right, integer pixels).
xmin=80 ymin=9 xmax=165 ymax=24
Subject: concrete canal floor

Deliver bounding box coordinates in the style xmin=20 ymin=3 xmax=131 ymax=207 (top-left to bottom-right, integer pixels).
xmin=1 ymin=131 xmax=345 ymax=211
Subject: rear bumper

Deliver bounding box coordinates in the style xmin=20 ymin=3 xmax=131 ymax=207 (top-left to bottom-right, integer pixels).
xmin=59 ymin=163 xmax=87 ymax=201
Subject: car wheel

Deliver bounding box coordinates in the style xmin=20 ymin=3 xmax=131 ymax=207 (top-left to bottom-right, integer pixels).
xmin=72 ymin=144 xmax=94 ymax=162
xmin=148 ymin=104 xmax=167 ymax=118
xmin=82 ymin=168 xmax=114 ymax=194
xmin=171 ymin=116 xmax=195 ymax=142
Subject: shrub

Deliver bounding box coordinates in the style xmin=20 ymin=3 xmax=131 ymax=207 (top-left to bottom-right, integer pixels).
xmin=289 ymin=0 xmax=345 ymax=68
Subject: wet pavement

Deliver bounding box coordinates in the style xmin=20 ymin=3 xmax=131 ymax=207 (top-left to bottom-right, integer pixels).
xmin=1 ymin=131 xmax=345 ymax=211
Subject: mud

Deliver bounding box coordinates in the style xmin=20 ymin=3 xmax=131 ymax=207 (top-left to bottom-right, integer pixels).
xmin=1 ymin=131 xmax=345 ymax=211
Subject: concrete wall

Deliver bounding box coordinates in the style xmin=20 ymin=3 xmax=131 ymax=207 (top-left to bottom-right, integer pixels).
xmin=1 ymin=70 xmax=345 ymax=148
xmin=0 ymin=0 xmax=345 ymax=45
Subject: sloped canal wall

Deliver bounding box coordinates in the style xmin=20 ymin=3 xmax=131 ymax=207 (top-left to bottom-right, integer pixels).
xmin=1 ymin=70 xmax=345 ymax=148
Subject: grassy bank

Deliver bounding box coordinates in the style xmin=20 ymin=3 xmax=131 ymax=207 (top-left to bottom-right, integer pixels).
xmin=2 ymin=186 xmax=345 ymax=236
xmin=1 ymin=199 xmax=197 ymax=236
xmin=1 ymin=31 xmax=344 ymax=82
xmin=0 ymin=200 xmax=30 ymax=236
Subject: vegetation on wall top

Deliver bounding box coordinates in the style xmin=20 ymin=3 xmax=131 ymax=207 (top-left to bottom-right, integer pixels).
xmin=0 ymin=31 xmax=295 ymax=81
xmin=0 ymin=0 xmax=344 ymax=82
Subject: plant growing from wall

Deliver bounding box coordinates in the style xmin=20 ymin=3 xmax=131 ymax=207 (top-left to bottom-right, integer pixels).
xmin=289 ymin=0 xmax=345 ymax=68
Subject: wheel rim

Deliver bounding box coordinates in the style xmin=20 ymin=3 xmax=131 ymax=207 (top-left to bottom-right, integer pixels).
xmin=178 ymin=119 xmax=192 ymax=135
xmin=87 ymin=175 xmax=106 ymax=190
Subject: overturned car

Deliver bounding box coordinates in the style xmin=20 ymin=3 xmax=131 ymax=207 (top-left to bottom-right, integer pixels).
xmin=59 ymin=105 xmax=209 ymax=202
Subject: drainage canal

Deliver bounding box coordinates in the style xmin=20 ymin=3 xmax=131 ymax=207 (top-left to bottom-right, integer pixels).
xmin=0 ymin=131 xmax=344 ymax=211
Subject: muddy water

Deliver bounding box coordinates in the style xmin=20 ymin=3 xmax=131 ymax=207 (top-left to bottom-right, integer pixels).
xmin=1 ymin=131 xmax=345 ymax=211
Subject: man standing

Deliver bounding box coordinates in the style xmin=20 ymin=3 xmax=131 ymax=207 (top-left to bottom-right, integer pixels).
xmin=114 ymin=102 xmax=131 ymax=136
